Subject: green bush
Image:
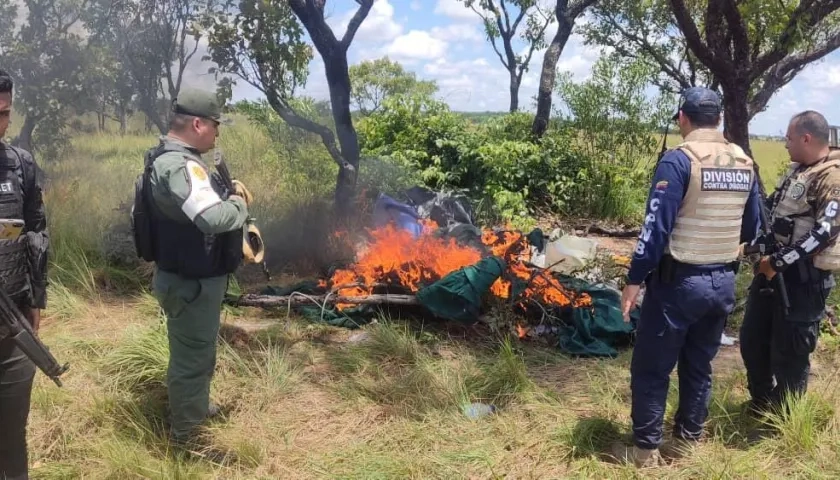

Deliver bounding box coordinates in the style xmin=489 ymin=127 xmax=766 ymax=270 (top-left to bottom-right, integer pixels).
xmin=355 ymin=88 xmax=653 ymax=224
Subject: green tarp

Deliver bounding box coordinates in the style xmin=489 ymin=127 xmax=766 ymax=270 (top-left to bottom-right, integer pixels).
xmin=552 ymin=276 xmax=638 ymax=358
xmin=258 ymin=257 xmax=637 ymax=358
xmin=415 ymin=256 xmax=506 ymax=323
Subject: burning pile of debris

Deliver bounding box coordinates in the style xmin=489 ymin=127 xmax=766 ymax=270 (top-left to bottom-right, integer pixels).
xmin=230 ymin=187 xmax=636 ymax=357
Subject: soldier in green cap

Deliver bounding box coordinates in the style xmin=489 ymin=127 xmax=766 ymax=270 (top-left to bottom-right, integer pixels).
xmin=133 ymin=86 xmax=252 ymax=454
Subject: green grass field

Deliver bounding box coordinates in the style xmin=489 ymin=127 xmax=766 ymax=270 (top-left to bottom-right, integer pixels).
xmin=16 ymin=118 xmax=840 ymax=479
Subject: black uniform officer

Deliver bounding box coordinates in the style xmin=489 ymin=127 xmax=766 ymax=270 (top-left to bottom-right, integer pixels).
xmin=0 ymin=69 xmax=50 ymax=479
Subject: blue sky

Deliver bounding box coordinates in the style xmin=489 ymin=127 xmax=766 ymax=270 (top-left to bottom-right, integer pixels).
xmin=216 ymin=0 xmax=840 ymax=137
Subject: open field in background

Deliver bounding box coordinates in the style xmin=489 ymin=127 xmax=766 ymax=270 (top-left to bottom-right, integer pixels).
xmin=15 ymin=115 xmax=840 ymax=479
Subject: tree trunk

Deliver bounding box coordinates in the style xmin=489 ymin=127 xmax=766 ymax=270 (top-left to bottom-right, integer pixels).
xmin=532 ymin=15 xmax=574 ymax=137
xmin=324 ymin=51 xmax=360 ymax=217
xmin=721 ymin=81 xmax=752 ymax=158
xmin=13 ymin=115 xmax=38 ymax=153
xmin=119 ymin=107 xmax=127 ymax=135
xmin=509 ymin=71 xmax=520 ymax=113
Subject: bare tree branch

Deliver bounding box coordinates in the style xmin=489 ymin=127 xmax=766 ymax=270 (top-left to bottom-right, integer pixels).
xmin=749 ymin=30 xmax=840 ymax=116
xmin=751 ymin=0 xmax=840 ymax=81
xmin=720 ymin=0 xmax=750 ymax=66
xmin=340 ymin=0 xmax=373 ymax=51
xmin=668 ymin=0 xmax=718 ymax=71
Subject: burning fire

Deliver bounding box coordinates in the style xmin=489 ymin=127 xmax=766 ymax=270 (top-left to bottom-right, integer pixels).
xmin=322 ymin=219 xmax=591 ymax=312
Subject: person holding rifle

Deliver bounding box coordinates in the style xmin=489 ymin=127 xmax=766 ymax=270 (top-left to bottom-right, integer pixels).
xmin=136 ymin=87 xmax=251 ymax=458
xmin=740 ymin=110 xmax=840 ymax=414
xmin=615 ymin=87 xmax=763 ymax=467
xmin=0 ymin=68 xmax=51 ymax=480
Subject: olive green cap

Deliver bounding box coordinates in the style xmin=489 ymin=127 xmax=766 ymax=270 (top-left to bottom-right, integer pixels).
xmin=171 ymin=87 xmax=232 ymax=124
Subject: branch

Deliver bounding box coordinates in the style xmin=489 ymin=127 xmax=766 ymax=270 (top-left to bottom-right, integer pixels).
xmin=509 ymin=1 xmax=527 ymax=36
xmin=748 ymin=31 xmax=840 ymax=117
xmin=719 ymin=0 xmax=750 ymax=66
xmin=517 ymin=10 xmax=553 ymax=79
xmin=231 ymin=293 xmax=418 ymax=308
xmin=751 ymin=0 xmax=840 ymax=81
xmin=340 ymin=0 xmax=373 ymax=51
xmin=499 ymin=0 xmax=512 ymax=33
xmin=668 ymin=0 xmax=719 ymax=73
xmin=567 ymin=0 xmax=598 ymax=18
xmin=289 ymin=0 xmax=339 ymax=52
xmin=265 ymin=90 xmax=352 ymax=172
xmin=704 ymin=0 xmax=729 ymax=72
xmin=601 ymin=13 xmax=692 ymax=88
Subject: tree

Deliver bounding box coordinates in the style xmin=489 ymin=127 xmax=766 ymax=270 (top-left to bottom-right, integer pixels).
xmin=86 ymin=0 xmax=222 ymax=134
xmin=461 ymin=0 xmax=555 ymax=112
xmin=583 ymin=0 xmax=840 ymax=157
xmin=531 ymin=0 xmax=598 ymax=137
xmin=206 ymin=0 xmax=373 ymax=213
xmin=0 ymin=0 xmax=91 ymax=154
xmin=349 ymin=57 xmax=438 ymax=116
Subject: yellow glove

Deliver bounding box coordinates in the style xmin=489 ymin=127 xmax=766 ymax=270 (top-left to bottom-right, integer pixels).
xmin=232 ymin=179 xmax=253 ymax=205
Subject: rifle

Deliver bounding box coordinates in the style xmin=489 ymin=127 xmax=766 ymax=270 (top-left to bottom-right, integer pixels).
xmin=0 ymin=286 xmax=69 ymax=387
xmin=213 ymin=149 xmax=271 ymax=281
xmin=742 ymin=162 xmax=791 ymax=317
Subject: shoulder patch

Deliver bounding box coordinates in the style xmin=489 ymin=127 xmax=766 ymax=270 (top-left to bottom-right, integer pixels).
xmin=190 ymin=162 xmax=208 ymax=181
xmin=181 ymin=159 xmax=221 ymax=221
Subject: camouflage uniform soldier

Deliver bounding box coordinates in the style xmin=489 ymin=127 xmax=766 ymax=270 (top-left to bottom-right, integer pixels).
xmin=741 ymin=111 xmax=840 ymax=412
xmin=135 ymin=87 xmax=251 ymax=453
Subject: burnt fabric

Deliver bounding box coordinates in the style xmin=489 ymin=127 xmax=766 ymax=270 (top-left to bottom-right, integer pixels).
xmin=630 ymin=265 xmax=735 ymax=450
xmin=739 ymin=272 xmax=831 ymax=409
xmin=257 ymin=261 xmax=637 ymax=358
xmin=416 ymin=256 xmax=505 ymax=323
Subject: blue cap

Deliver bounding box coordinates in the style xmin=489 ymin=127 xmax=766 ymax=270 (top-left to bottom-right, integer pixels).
xmin=672 ymin=86 xmax=722 ymax=120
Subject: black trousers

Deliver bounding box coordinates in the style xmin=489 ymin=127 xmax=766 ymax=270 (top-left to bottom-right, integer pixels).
xmin=0 ymin=326 xmax=35 ymax=480
xmin=739 ymin=271 xmax=831 ymax=408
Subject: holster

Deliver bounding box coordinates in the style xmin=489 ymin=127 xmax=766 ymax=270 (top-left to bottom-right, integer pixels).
xmin=657 ymin=254 xmax=675 ymax=284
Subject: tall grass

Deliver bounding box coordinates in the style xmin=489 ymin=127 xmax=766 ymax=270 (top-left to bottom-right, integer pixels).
xmin=25 ymin=111 xmax=826 ymax=479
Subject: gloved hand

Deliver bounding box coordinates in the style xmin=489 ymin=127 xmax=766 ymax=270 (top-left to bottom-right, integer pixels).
xmin=232 ymin=179 xmax=253 ymax=205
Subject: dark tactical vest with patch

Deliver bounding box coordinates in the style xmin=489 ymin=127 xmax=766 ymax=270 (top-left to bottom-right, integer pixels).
xmin=771 ymin=151 xmax=840 ymax=271
xmin=0 ymin=146 xmax=31 ymax=303
xmin=142 ymin=139 xmax=242 ymax=278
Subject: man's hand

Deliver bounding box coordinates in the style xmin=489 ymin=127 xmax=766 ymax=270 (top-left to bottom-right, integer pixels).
xmin=758 ymin=256 xmax=777 ymax=280
xmin=232 ymin=179 xmax=253 ymax=205
xmin=620 ymin=284 xmax=641 ymax=323
xmin=26 ymin=308 xmax=41 ymax=335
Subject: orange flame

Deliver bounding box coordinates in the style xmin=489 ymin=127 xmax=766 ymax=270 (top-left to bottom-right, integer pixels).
xmin=323 ymin=219 xmax=591 ymax=311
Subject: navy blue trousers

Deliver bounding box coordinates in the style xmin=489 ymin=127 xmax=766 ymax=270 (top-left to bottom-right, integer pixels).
xmin=630 ymin=266 xmax=736 ymax=450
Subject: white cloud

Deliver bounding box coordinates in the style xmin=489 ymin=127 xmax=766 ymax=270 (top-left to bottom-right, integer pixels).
xmin=334 ymin=0 xmax=403 ymax=43
xmin=410 ymin=1 xmax=422 ymax=11
xmin=434 ymin=0 xmax=480 ymax=22
xmin=430 ymin=23 xmax=484 ymax=43
xmin=424 ymin=57 xmax=492 ymax=76
xmin=386 ymin=30 xmax=449 ymax=60
xmin=749 ymin=52 xmax=840 ymax=134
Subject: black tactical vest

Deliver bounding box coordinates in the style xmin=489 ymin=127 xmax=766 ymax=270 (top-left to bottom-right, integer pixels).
xmin=140 ymin=140 xmax=242 ymax=278
xmin=0 ymin=146 xmax=31 ymax=303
